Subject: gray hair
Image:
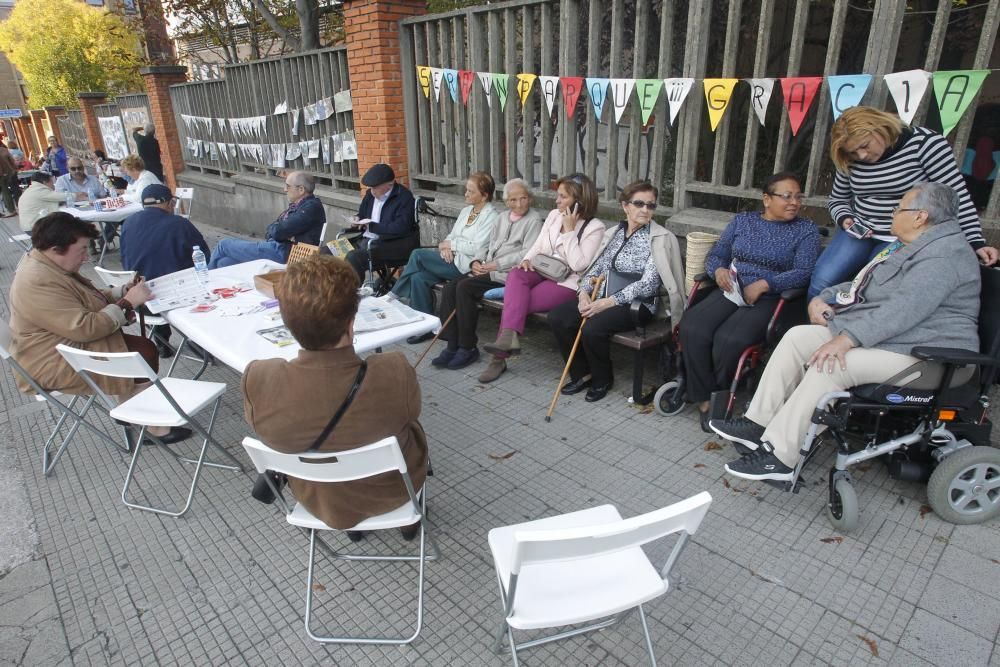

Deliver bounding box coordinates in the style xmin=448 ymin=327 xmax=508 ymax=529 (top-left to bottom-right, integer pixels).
xmin=287 ymin=170 xmax=316 ymax=194
xmin=502 ymin=178 xmax=533 ymax=200
xmin=144 ymin=122 xmax=155 ymax=134
xmin=909 ymin=182 xmax=959 ymax=225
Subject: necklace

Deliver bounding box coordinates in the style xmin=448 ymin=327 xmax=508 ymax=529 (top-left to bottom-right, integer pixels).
xmin=466 ymin=207 xmax=483 ymax=225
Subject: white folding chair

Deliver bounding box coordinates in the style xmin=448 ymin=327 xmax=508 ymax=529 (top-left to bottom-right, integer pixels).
xmin=488 ymin=491 xmax=713 ymax=666
xmin=4 ymin=216 xmax=31 ymax=253
xmin=56 ymin=344 xmax=241 ymax=517
xmin=0 ymin=318 xmax=129 ymax=476
xmin=241 ymin=435 xmax=439 ymax=644
xmin=318 ymin=221 xmax=329 ymax=245
xmin=173 ymin=187 xmax=193 ymax=218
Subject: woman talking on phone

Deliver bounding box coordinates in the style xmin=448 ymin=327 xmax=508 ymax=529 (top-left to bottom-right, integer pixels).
xmin=808 ymin=106 xmax=997 ymax=299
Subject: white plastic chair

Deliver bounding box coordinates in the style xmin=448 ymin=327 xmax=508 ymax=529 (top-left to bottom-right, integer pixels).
xmin=56 ymin=344 xmax=240 ymax=517
xmin=0 ymin=318 xmax=129 ymax=476
xmin=241 ymin=435 xmax=438 ymax=644
xmin=487 ymin=491 xmax=713 ymax=666
xmin=173 ymin=187 xmax=193 ymax=218
xmin=4 ymin=216 xmax=31 ymax=253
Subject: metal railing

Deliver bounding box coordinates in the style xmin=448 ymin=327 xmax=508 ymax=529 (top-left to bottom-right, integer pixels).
xmin=56 ymin=110 xmax=90 ymax=158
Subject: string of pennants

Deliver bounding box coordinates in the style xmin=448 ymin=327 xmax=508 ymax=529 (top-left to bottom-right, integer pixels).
xmin=416 ymin=67 xmax=990 ymax=137
xmin=178 ymin=90 xmax=354 ymax=141
xmin=184 ymin=131 xmax=358 ymax=167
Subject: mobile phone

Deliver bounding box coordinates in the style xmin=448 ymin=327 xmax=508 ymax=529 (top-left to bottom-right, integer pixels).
xmin=844 ymin=219 xmax=873 ymax=240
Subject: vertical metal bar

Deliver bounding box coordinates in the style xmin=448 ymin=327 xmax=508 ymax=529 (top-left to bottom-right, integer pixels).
xmin=414 ymin=24 xmax=432 ymax=176
xmin=429 ymin=22 xmax=446 ymax=177
xmin=504 ymin=7 xmax=518 ymax=183
xmin=487 ymin=10 xmax=504 ymax=180
xmin=950 ymin=0 xmax=999 ymax=164
xmin=803 ymin=0 xmax=849 ymax=197
xmin=625 ymin=0 xmax=651 ymax=187
xmin=648 ymin=0 xmax=676 ymax=202
xmin=738 ymin=0 xmax=775 ymax=190
xmin=604 ymin=0 xmax=624 ymax=200
xmin=439 ymin=20 xmax=457 ymax=179
xmin=860 ymin=0 xmax=905 ymax=110
xmin=540 ymin=2 xmax=555 ymax=189
xmin=521 ymin=5 xmax=537 ymax=187
xmin=673 ymin=0 xmax=711 ymax=211
xmin=710 ymin=0 xmax=743 ymax=186
xmin=558 ymin=0 xmax=580 ymax=175
xmin=910 ymin=2 xmax=952 ymax=128
xmin=583 ymin=0 xmax=601 ymax=184
xmin=469 ymin=10 xmax=489 ymax=171
xmin=772 ymin=0 xmax=811 ymax=170
xmin=453 ymin=15 xmax=470 ymax=180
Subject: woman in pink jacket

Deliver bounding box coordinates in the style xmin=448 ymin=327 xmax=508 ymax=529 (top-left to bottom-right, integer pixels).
xmin=482 ymin=174 xmax=605 ymax=377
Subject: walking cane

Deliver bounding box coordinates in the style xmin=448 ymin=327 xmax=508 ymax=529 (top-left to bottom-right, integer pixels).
xmin=545 ymin=275 xmax=605 ymax=422
xmin=413 ymin=309 xmax=456 ymax=368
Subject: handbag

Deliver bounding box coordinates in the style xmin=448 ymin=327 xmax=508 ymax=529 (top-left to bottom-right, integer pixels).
xmin=530 ymin=253 xmax=571 ymax=282
xmin=605 ymin=269 xmax=642 ymax=297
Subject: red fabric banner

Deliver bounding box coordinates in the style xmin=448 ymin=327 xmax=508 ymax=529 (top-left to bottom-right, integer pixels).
xmin=560 ymin=77 xmax=584 ymax=119
xmin=459 ymin=70 xmax=475 ymax=106
xmin=780 ymin=77 xmax=823 ymax=136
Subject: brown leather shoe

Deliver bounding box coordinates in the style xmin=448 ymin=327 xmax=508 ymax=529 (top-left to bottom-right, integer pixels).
xmin=399 ymin=522 xmax=420 ymax=541
xmin=482 ymin=329 xmax=520 ymax=356
xmin=478 ymin=356 xmax=507 ymax=383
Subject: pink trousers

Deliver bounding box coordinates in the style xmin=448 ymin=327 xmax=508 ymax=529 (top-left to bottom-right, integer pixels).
xmin=499 ymin=268 xmax=576 ymax=334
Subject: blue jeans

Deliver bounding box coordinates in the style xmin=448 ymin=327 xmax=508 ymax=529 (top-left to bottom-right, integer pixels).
xmin=808 ymin=229 xmax=890 ymax=299
xmin=390 ymin=248 xmax=462 ymax=314
xmin=208 ymin=238 xmax=287 ymax=269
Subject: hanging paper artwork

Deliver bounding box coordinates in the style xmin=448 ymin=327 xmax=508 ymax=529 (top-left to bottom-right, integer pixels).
xmin=560 ymin=77 xmax=584 ymax=119
xmin=609 ymin=79 xmax=635 ymax=124
xmin=662 ymin=78 xmax=695 ymax=124
xmin=218 ymin=142 xmax=228 ymax=160
xmin=585 ymin=78 xmax=610 ymax=121
xmin=746 ymin=78 xmax=775 ymax=127
xmin=290 ymin=108 xmax=300 ymax=136
xmin=703 ymin=79 xmax=738 ymax=131
xmin=307 ymin=139 xmax=321 ymax=159
xmin=334 ymin=90 xmax=353 ymax=113
xmin=322 ymin=137 xmax=331 ymax=165
xmin=515 ymin=73 xmax=537 ymax=107
xmin=444 ymin=69 xmax=460 ymax=103
xmin=273 ymin=100 xmax=288 ymax=115
xmin=98 ymin=116 xmax=129 ymax=160
xmin=332 ymin=134 xmax=344 ymax=163
xmin=315 ymin=97 xmax=331 ymax=121
xmin=342 ymin=131 xmax=358 ymax=160
xmin=932 ymin=70 xmax=989 ymax=136
xmin=209 ymin=141 xmax=219 ymax=161
xmin=492 ymin=73 xmax=510 ymax=111
xmin=634 ymin=79 xmax=661 ymax=125
xmin=883 ymin=70 xmax=931 ymax=125
xmin=539 ymin=76 xmax=559 ymax=117
xmin=304 ymin=104 xmax=317 ymax=126
xmin=477 ymin=72 xmax=494 ymax=108
xmin=827 ymin=74 xmax=872 ymax=120
xmin=431 ymin=68 xmax=444 ymax=102
xmin=417 ymin=66 xmax=431 ymax=98
xmin=299 ymin=141 xmax=310 ymax=161
xmin=271 ymin=144 xmax=285 ymax=168
xmin=780 ymin=77 xmax=822 ymax=135
xmin=285 ymin=143 xmax=302 ymax=161
xmin=458 ymin=70 xmax=475 ymax=106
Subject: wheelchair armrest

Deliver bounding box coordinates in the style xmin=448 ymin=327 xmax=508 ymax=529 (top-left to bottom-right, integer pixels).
xmin=779 ymin=287 xmax=806 ymax=301
xmin=629 ymin=299 xmax=646 ymax=335
xmin=911 ymin=346 xmax=998 ymax=367
xmin=692 ymin=272 xmax=713 ymax=285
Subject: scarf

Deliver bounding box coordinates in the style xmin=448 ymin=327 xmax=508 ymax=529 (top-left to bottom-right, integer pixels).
xmin=834 ymin=240 xmax=904 ymax=308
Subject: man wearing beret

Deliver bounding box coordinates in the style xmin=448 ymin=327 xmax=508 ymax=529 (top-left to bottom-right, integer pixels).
xmin=345 ymin=163 xmax=418 ymax=281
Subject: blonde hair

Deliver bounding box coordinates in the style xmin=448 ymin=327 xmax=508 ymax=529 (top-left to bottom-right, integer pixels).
xmin=120 ymin=154 xmax=145 ymax=172
xmin=829 ymin=107 xmax=906 ymax=173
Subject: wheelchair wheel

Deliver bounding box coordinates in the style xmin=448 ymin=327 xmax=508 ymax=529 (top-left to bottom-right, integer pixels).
xmin=653 ymin=381 xmax=686 ymax=417
xmin=926 ymin=446 xmax=1000 ymax=525
xmin=826 ymin=478 xmax=859 ymax=532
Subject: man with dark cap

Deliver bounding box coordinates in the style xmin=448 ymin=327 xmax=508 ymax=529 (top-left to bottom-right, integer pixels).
xmin=121 ymin=183 xmax=211 ymax=356
xmin=345 ymin=163 xmax=417 ymax=281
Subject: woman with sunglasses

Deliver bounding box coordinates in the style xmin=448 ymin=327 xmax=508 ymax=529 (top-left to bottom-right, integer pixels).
xmin=678 ymin=172 xmax=820 ymax=429
xmin=548 ymin=181 xmax=685 ymax=402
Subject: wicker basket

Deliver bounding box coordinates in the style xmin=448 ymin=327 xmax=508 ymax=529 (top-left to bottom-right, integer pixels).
xmin=684 ymin=231 xmax=721 ymax=292
xmin=287 ymin=242 xmax=320 ymax=265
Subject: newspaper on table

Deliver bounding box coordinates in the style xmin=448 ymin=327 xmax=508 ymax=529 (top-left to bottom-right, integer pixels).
xmin=256 ymin=325 xmax=296 ymax=347
xmin=722 ymin=262 xmax=750 ymax=308
xmin=144 ymin=267 xmax=215 ymax=313
xmin=354 ymin=296 xmax=423 ymax=333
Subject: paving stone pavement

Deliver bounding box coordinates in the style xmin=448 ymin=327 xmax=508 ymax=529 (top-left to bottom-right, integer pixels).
xmin=1 ymin=216 xmax=999 ymax=666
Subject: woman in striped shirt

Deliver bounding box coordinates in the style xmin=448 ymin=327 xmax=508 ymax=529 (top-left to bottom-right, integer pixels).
xmin=808 ymin=106 xmax=996 ymax=298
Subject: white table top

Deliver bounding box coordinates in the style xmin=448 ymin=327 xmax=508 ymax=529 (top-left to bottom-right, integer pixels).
xmin=64 ymin=201 xmax=142 ymax=224
xmin=162 ymin=259 xmax=440 ymax=374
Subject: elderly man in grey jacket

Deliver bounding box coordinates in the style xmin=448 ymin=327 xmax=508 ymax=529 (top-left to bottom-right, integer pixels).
xmin=710 ymin=181 xmax=981 ymax=481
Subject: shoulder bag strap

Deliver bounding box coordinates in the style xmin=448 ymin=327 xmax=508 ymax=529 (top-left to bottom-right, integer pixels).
xmin=306 ymin=359 xmax=368 ymax=451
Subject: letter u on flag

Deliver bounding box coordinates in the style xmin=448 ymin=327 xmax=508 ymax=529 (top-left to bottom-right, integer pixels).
xmin=703 ymin=79 xmax=738 ymax=131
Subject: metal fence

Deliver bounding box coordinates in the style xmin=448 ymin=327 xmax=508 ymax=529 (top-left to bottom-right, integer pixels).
xmin=168 ymin=46 xmax=358 ymax=188
xmin=400 ymin=0 xmax=1000 ymax=229
xmin=56 ymin=110 xmax=89 ymax=157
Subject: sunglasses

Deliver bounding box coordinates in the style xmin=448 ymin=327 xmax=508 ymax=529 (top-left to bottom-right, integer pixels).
xmin=627 ymin=200 xmax=657 ymax=210
xmin=69 ymin=166 xmax=85 ymax=171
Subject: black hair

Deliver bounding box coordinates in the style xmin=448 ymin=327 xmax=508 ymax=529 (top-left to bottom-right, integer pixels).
xmin=763 ymin=171 xmax=802 ymax=194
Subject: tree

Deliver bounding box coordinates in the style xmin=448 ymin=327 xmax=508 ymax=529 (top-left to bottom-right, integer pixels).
xmin=165 ymin=0 xmax=296 ymax=64
xmin=0 ymin=0 xmax=144 ymax=107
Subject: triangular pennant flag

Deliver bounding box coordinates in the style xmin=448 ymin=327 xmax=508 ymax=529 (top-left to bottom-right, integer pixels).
xmin=416 ymin=66 xmax=431 ymax=98
xmin=779 ymin=77 xmax=823 ymax=135
xmin=443 ymin=69 xmax=460 ymax=103
xmin=515 ymin=73 xmax=537 ymax=107
xmin=560 ymin=77 xmax=584 ymax=119
xmin=932 ymin=70 xmax=990 ymax=136
xmin=585 ymin=78 xmax=610 ymax=121
xmin=539 ymin=76 xmax=559 ymax=117
xmin=273 ymin=100 xmax=287 ymax=115
xmin=290 ymin=108 xmax=300 ymax=136
xmin=883 ymin=69 xmax=932 ymax=125
xmin=299 ymin=140 xmax=310 ymax=160
xmin=703 ymin=79 xmax=739 ymax=131
xmin=477 ymin=72 xmax=494 ymax=108
xmin=458 ymin=70 xmax=475 ymax=106
xmin=492 ymin=73 xmax=510 ymax=111
xmin=827 ymin=74 xmax=872 ymax=120
xmin=746 ymin=78 xmax=775 ymax=127
xmin=609 ymin=78 xmax=635 ymax=124
xmin=662 ymin=78 xmax=695 ymax=124
xmin=431 ymin=68 xmax=444 ymax=102
xmin=634 ymin=79 xmax=662 ymax=125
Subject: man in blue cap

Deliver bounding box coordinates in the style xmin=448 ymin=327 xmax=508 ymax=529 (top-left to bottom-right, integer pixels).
xmin=121 ymin=183 xmax=211 ymax=357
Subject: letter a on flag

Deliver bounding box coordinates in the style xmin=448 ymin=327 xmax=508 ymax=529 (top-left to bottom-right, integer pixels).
xmin=539 ymin=76 xmax=559 ymax=117
xmin=780 ymin=77 xmax=822 ymax=135
xmin=703 ymin=79 xmax=738 ymax=131
xmin=933 ymin=70 xmax=990 ymax=136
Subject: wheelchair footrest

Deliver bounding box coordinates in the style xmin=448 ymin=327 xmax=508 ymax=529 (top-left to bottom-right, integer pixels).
xmin=811 ymin=408 xmax=846 ymax=430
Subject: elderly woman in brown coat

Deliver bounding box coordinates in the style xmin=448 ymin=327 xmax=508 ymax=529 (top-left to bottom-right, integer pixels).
xmin=9 ymin=212 xmax=188 ymax=442
xmin=241 ymin=255 xmax=428 ymax=539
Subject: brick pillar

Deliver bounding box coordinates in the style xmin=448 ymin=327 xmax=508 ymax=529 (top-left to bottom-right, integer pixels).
xmin=342 ymin=0 xmax=426 ymax=187
xmin=139 ymin=65 xmax=187 ymax=190
xmin=43 ymin=106 xmax=66 ymax=146
xmin=77 ymin=92 xmax=108 ymax=154
xmin=12 ymin=117 xmax=35 ymax=157
xmin=28 ymin=109 xmax=46 ymax=159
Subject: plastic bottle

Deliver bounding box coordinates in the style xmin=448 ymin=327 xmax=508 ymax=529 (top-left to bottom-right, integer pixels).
xmin=192 ymin=246 xmax=210 ymax=286
xmin=65 ymin=192 xmax=74 ymax=207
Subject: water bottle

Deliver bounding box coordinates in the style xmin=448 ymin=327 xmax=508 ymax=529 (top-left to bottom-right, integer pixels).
xmin=87 ymin=190 xmax=96 ymax=206
xmin=192 ymin=246 xmax=210 ymax=286
xmin=65 ymin=192 xmax=74 ymax=207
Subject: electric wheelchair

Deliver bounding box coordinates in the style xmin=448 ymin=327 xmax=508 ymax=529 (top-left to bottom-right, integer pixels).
xmin=777 ymin=265 xmax=1000 ymax=532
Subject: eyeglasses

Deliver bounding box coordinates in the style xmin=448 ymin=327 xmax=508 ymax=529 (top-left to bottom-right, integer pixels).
xmin=69 ymin=166 xmax=85 ymax=171
xmin=892 ymin=206 xmax=923 ymax=215
xmin=627 ymin=200 xmax=657 ymax=210
xmin=766 ymin=192 xmax=805 ymax=202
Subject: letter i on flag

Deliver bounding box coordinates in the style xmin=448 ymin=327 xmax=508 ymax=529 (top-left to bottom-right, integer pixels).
xmin=703 ymin=79 xmax=738 ymax=131
xmin=416 ymin=66 xmax=431 ymax=98
xmin=932 ymin=70 xmax=990 ymax=136
xmin=780 ymin=77 xmax=822 ymax=135
xmin=883 ymin=69 xmax=931 ymax=125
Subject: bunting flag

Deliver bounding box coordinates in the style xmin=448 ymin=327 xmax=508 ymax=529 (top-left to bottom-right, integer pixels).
xmin=746 ymin=78 xmax=775 ymax=126
xmin=933 ymin=70 xmax=990 ymax=136
xmin=417 ymin=66 xmax=431 ymax=98
xmin=271 ymin=144 xmax=285 ymax=168
xmin=285 ymin=143 xmax=302 ymax=161
xmin=477 ymin=72 xmax=494 ymax=108
xmin=515 ymin=73 xmax=537 ymax=106
xmin=560 ymin=77 xmax=584 ymax=119
xmin=585 ymin=78 xmax=610 ymax=121
xmin=780 ymin=77 xmax=823 ymax=135
xmin=492 ymin=73 xmax=510 ymax=111
xmin=315 ymin=97 xmax=331 ymax=121
xmin=303 ymin=103 xmax=317 ymax=126
xmin=290 ymin=108 xmax=300 ymax=136
xmin=703 ymin=79 xmax=738 ymax=131
xmin=431 ymin=68 xmax=444 ymax=102
xmin=443 ymin=69 xmax=460 ymax=103
xmin=458 ymin=70 xmax=475 ymax=105
xmin=663 ymin=78 xmax=694 ymax=124
xmin=827 ymin=74 xmax=872 ymax=119
xmin=272 ymin=101 xmax=287 ymax=115
xmin=610 ymin=78 xmax=635 ymax=124
xmin=322 ymin=137 xmax=331 ymax=165
xmin=539 ymin=76 xmax=559 ymax=117
xmin=634 ymin=79 xmax=661 ymax=125
xmin=884 ymin=70 xmax=931 ymax=125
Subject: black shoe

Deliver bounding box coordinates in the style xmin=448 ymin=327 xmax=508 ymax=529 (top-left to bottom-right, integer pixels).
xmin=724 ymin=448 xmax=794 ymax=481
xmin=407 ymin=332 xmax=434 ymax=345
xmin=699 ymin=409 xmax=712 ymax=434
xmin=346 ymin=530 xmax=366 ymax=542
xmin=430 ymin=347 xmax=457 ymax=368
xmin=399 ymin=523 xmax=420 ymax=541
xmin=585 ymin=383 xmax=612 ymax=402
xmin=709 ymin=416 xmax=765 ymax=452
xmin=560 ymin=377 xmax=591 ymax=395
xmin=446 ymin=347 xmax=479 ymax=370
xmin=144 ymin=426 xmax=193 ymax=445
xmin=156 ymin=341 xmax=176 ymax=359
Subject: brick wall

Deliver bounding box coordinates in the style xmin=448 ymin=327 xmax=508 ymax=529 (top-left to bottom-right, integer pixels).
xmin=140 ymin=66 xmax=187 ymax=190
xmin=43 ymin=107 xmax=66 ymax=147
xmin=76 ymin=93 xmax=108 ymax=155
xmin=342 ymin=0 xmax=425 ymax=186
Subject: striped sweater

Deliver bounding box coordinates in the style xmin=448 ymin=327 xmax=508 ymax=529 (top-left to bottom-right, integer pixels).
xmin=828 ymin=127 xmax=984 ymax=248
